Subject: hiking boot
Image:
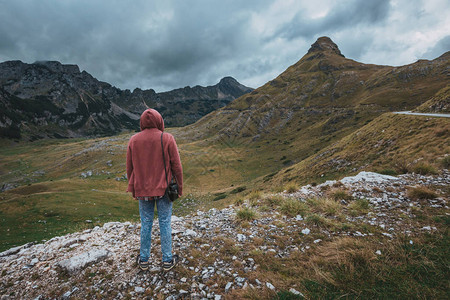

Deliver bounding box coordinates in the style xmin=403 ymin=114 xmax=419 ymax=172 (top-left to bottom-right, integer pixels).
xmin=136 ymin=256 xmax=149 ymax=271
xmin=162 ymin=254 xmax=179 ymax=271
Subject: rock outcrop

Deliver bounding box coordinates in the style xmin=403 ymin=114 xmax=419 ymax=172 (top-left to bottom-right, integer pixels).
xmin=0 ymin=171 xmax=447 ymax=298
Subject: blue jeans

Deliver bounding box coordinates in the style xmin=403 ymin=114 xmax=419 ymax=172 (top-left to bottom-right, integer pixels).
xmin=139 ymin=195 xmax=173 ymax=262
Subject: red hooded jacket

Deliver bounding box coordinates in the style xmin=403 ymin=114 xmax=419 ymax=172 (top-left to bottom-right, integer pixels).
xmin=126 ymin=109 xmax=183 ymax=198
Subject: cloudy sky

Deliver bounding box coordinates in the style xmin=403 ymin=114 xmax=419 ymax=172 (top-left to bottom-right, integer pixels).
xmin=0 ymin=0 xmax=448 ymax=92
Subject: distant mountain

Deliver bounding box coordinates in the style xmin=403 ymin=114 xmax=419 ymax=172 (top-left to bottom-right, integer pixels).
xmin=0 ymin=61 xmax=252 ymax=140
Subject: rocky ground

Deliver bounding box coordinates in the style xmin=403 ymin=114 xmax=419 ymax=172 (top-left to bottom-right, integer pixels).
xmin=0 ymin=171 xmax=448 ymax=299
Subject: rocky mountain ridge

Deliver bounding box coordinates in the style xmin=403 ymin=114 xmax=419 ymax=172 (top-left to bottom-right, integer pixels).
xmin=0 ymin=171 xmax=447 ymax=299
xmin=0 ymin=60 xmax=252 ymax=140
xmin=182 ymin=37 xmax=449 ymax=142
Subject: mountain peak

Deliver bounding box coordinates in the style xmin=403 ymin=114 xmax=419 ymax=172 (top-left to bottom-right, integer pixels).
xmin=219 ymin=76 xmax=239 ymax=84
xmin=307 ymin=36 xmax=344 ymax=57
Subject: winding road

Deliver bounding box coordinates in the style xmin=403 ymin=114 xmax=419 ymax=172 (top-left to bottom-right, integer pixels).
xmin=394 ymin=111 xmax=450 ymax=118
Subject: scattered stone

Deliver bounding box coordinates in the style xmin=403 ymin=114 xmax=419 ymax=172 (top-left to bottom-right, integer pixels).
xmin=225 ymin=282 xmax=233 ymax=293
xmin=184 ymin=229 xmax=198 ymax=237
xmin=295 ymin=215 xmax=303 ymax=221
xmin=301 ymin=228 xmax=310 ymax=235
xmin=266 ymin=282 xmax=275 ymax=290
xmin=289 ymin=288 xmax=303 ymax=296
xmin=56 ymin=249 xmax=110 ymax=274
xmin=1 ymin=170 xmax=447 ymax=299
xmin=237 ymin=234 xmax=246 ymax=242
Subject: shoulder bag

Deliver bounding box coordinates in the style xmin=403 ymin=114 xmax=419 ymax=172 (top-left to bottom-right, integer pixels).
xmin=161 ymin=133 xmax=179 ymax=201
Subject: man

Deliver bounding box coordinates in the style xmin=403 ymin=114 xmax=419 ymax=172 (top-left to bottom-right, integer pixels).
xmin=126 ymin=108 xmax=183 ymax=271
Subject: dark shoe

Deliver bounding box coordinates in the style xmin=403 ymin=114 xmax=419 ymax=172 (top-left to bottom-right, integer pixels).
xmin=162 ymin=254 xmax=179 ymax=271
xmin=136 ymin=256 xmax=149 ymax=271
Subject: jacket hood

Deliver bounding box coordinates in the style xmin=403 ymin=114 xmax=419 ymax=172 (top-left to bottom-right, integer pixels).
xmin=140 ymin=109 xmax=165 ymax=131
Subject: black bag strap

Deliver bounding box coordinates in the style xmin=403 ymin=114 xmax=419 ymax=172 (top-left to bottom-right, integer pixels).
xmin=161 ymin=132 xmax=170 ymax=189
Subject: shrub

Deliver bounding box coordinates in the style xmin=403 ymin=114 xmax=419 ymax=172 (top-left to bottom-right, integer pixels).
xmin=236 ymin=207 xmax=256 ymax=221
xmin=407 ymin=186 xmax=437 ymax=200
xmin=213 ymin=192 xmax=227 ymax=201
xmin=412 ymin=163 xmax=437 ymax=175
xmin=230 ymin=186 xmax=247 ymax=194
xmin=379 ymin=169 xmax=397 ymax=176
xmin=440 ymin=156 xmax=450 ymax=169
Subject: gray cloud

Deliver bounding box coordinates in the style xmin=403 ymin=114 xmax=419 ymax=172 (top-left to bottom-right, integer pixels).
xmin=422 ymin=35 xmax=450 ymax=60
xmin=278 ymin=0 xmax=391 ymax=41
xmin=0 ymin=0 xmax=448 ymax=92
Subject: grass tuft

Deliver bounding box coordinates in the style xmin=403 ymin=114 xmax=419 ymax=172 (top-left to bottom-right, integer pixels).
xmin=411 ymin=162 xmax=438 ymax=175
xmin=264 ymin=195 xmax=284 ymax=207
xmin=307 ymin=197 xmax=342 ymax=216
xmin=280 ymin=198 xmax=309 ymax=217
xmin=348 ymin=198 xmax=370 ymax=216
xmin=329 ymin=189 xmax=353 ymax=201
xmin=236 ymin=207 xmax=257 ymax=221
xmin=285 ymin=183 xmax=298 ymax=193
xmin=407 ymin=186 xmax=438 ymax=200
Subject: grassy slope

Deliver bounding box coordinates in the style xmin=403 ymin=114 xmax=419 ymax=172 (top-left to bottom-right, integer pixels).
xmin=270 ymin=113 xmax=450 ymax=186
xmin=414 ymin=85 xmax=450 ymax=113
xmin=173 ymin=44 xmax=449 ymax=194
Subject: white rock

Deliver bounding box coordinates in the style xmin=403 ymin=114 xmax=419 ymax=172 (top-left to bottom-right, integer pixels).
xmin=375 ymin=250 xmax=382 ymax=255
xmin=289 ymin=288 xmax=303 ymax=296
xmin=171 ymin=215 xmax=183 ymax=222
xmin=61 ymin=290 xmax=72 ymax=299
xmin=184 ymin=229 xmax=198 ymax=237
xmin=266 ymin=282 xmax=275 ymax=290
xmin=301 ymin=228 xmax=310 ymax=235
xmin=237 ymin=234 xmax=246 ymax=242
xmin=135 ymin=286 xmax=145 ymax=293
xmin=313 ymin=239 xmax=322 ymax=244
xmin=56 ymin=249 xmax=110 ymax=274
xmin=340 ymin=171 xmax=398 ymax=184
xmin=295 ymin=215 xmax=303 ymax=221
xmin=225 ymin=282 xmax=233 ymax=293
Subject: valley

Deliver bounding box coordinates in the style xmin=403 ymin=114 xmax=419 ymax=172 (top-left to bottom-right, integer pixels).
xmin=0 ymin=36 xmax=449 ymax=298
